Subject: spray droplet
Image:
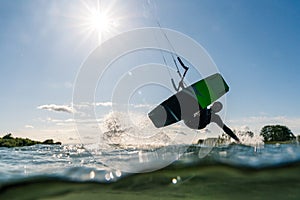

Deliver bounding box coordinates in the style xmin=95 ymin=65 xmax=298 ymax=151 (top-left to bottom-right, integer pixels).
xmin=90 ymin=171 xmax=95 ymax=179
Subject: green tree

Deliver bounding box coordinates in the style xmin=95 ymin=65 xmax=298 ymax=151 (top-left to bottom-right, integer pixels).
xmin=260 ymin=125 xmax=295 ymax=142
xmin=3 ymin=133 xmax=13 ymax=139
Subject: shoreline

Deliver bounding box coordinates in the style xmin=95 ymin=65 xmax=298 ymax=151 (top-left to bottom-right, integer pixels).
xmin=0 ymin=134 xmax=61 ymax=148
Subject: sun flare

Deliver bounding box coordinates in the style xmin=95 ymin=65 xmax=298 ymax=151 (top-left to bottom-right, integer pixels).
xmin=89 ymin=11 xmax=110 ymax=33
xmin=74 ymin=0 xmax=121 ymax=45
xmin=84 ymin=8 xmax=115 ymax=44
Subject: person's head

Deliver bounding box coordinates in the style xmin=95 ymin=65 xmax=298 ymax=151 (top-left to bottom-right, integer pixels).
xmin=211 ymin=101 xmax=223 ymax=113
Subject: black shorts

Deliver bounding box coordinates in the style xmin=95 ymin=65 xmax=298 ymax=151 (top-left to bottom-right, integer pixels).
xmin=183 ymin=108 xmax=211 ymax=129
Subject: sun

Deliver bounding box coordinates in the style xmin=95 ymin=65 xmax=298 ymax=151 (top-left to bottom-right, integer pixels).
xmin=86 ymin=9 xmax=114 ymax=43
xmin=74 ymin=0 xmax=121 ymax=45
xmin=89 ymin=11 xmax=110 ymax=34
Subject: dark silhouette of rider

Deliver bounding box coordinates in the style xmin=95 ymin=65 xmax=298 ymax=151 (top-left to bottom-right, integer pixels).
xmin=183 ymin=101 xmax=240 ymax=143
xmin=174 ymin=57 xmax=240 ymax=143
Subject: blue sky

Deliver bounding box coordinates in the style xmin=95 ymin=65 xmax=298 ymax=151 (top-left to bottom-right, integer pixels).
xmin=1 ymin=0 xmax=300 ymax=143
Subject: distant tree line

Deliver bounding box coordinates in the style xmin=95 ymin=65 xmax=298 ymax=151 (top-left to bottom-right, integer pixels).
xmin=260 ymin=125 xmax=296 ymax=143
xmin=0 ymin=133 xmax=61 ymax=148
xmin=216 ymin=124 xmax=297 ymax=144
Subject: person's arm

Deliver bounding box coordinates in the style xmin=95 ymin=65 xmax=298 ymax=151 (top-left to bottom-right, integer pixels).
xmin=171 ymin=78 xmax=180 ymax=92
xmin=177 ymin=57 xmax=189 ymax=78
xmin=171 ymin=77 xmax=185 ymax=92
xmin=171 ymin=57 xmax=189 ymax=91
xmin=211 ymin=113 xmax=240 ymax=143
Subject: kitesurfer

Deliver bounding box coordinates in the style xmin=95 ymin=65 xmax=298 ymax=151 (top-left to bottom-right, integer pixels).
xmin=174 ymin=58 xmax=240 ymax=142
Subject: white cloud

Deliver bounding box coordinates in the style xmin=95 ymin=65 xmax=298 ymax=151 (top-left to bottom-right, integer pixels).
xmin=72 ymin=102 xmax=154 ymax=112
xmin=72 ymin=102 xmax=112 ymax=110
xmin=37 ymin=104 xmax=74 ymax=114
xmin=130 ymin=104 xmax=153 ymax=109
xmin=25 ymin=125 xmax=34 ymax=129
xmin=94 ymin=102 xmax=113 ymax=107
xmin=45 ymin=118 xmax=74 ymax=123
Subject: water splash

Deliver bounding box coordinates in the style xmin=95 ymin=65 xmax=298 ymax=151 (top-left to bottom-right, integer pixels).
xmin=101 ymin=111 xmax=175 ymax=149
xmin=236 ymin=130 xmax=264 ymax=146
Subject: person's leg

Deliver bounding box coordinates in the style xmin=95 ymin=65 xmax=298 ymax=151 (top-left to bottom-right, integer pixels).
xmin=210 ymin=113 xmax=224 ymax=127
xmin=211 ymin=113 xmax=240 ymax=142
xmin=222 ymin=124 xmax=240 ymax=142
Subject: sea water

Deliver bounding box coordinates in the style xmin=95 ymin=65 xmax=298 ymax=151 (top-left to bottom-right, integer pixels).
xmin=1 ymin=142 xmax=300 ymax=199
